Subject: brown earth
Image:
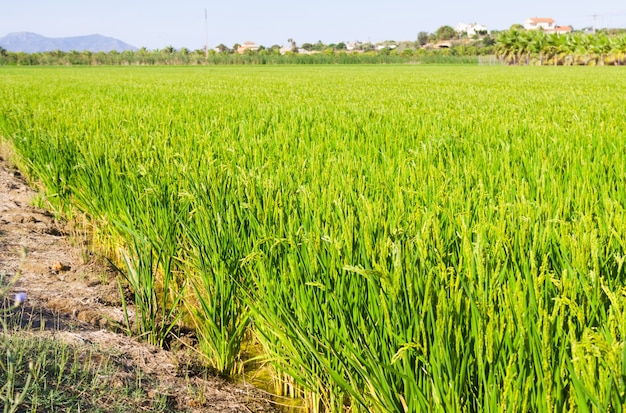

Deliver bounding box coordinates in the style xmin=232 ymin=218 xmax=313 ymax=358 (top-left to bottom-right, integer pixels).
xmin=0 ymin=153 xmax=281 ymax=413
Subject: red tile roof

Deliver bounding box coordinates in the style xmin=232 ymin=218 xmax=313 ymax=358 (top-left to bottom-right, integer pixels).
xmin=554 ymin=25 xmax=573 ymax=33
xmin=528 ymin=17 xmax=556 ymax=24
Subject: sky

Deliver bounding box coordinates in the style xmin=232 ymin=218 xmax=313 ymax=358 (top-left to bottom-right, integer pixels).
xmin=1 ymin=1 xmax=626 ymax=50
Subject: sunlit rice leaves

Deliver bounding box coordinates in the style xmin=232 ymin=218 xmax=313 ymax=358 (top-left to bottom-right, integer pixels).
xmin=0 ymin=65 xmax=625 ymax=411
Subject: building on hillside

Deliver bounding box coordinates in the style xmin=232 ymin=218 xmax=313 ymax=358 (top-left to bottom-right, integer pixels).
xmin=236 ymin=41 xmax=259 ymax=54
xmin=553 ymin=25 xmax=573 ymax=34
xmin=346 ymin=41 xmax=361 ymax=51
xmin=376 ymin=43 xmax=397 ymax=51
xmin=279 ymin=44 xmax=293 ymax=54
xmin=525 ymin=17 xmax=556 ymax=31
xmin=455 ymin=23 xmax=489 ymax=36
xmin=524 ymin=18 xmax=573 ymax=34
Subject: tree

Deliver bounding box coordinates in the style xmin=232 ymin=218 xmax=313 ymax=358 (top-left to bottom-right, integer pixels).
xmin=527 ymin=29 xmax=546 ymax=65
xmin=596 ymin=33 xmax=612 ymax=65
xmin=287 ymin=38 xmax=297 ymax=52
xmin=496 ymin=29 xmax=521 ymax=63
xmin=80 ymin=50 xmax=93 ymax=65
xmin=268 ymin=45 xmax=281 ymax=55
xmin=0 ymin=47 xmax=8 ymax=64
xmin=417 ymin=31 xmax=429 ymax=46
xmin=612 ymin=35 xmax=626 ymax=65
xmin=435 ymin=26 xmax=456 ymax=41
xmin=544 ymin=33 xmax=566 ymax=65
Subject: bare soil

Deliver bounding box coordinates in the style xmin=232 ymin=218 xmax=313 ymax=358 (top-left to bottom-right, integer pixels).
xmin=0 ymin=154 xmax=280 ymax=412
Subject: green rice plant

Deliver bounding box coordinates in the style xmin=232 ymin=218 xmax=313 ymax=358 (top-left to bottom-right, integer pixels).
xmin=115 ymin=234 xmax=185 ymax=348
xmin=180 ymin=184 xmax=251 ymax=375
xmin=112 ymin=177 xmax=189 ymax=348
xmin=1 ymin=65 xmax=625 ymax=411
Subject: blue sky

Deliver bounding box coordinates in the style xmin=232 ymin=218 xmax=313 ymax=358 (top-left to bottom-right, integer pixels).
xmin=1 ymin=1 xmax=626 ymax=50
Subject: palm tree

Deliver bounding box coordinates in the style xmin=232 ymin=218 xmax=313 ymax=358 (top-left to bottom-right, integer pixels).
xmin=496 ymin=29 xmax=521 ymax=64
xmin=545 ymin=33 xmax=566 ymax=65
xmin=136 ymin=47 xmax=149 ymax=65
xmin=572 ymin=33 xmax=592 ymax=65
xmin=612 ymin=35 xmax=626 ymax=65
xmin=517 ymin=30 xmax=533 ymax=65
xmin=287 ymin=38 xmax=297 ymax=52
xmin=562 ymin=34 xmax=578 ymax=65
xmin=595 ymin=33 xmax=612 ymax=65
xmin=80 ymin=50 xmax=93 ymax=65
xmin=528 ymin=30 xmax=546 ymax=65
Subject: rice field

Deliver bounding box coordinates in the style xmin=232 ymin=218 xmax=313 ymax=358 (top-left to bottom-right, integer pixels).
xmin=1 ymin=65 xmax=626 ymax=412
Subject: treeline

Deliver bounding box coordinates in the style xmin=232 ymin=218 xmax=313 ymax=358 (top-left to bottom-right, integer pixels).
xmin=2 ymin=29 xmax=626 ymax=66
xmin=496 ymin=29 xmax=626 ymax=65
xmin=0 ymin=43 xmax=491 ymax=66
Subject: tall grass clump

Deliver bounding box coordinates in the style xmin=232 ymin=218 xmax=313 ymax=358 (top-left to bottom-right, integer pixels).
xmin=179 ymin=174 xmax=253 ymax=375
xmin=1 ymin=65 xmax=625 ymax=411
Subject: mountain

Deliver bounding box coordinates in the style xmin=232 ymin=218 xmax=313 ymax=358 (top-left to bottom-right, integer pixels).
xmin=0 ymin=32 xmax=138 ymax=53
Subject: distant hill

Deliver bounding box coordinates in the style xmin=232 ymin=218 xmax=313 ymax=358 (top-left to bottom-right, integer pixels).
xmin=0 ymin=32 xmax=138 ymax=53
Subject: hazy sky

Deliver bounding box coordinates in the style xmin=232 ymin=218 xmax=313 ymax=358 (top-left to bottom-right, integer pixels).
xmin=1 ymin=1 xmax=626 ymax=50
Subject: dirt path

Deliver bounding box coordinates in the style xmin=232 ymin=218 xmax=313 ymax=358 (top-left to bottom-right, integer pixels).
xmin=0 ymin=154 xmax=280 ymax=412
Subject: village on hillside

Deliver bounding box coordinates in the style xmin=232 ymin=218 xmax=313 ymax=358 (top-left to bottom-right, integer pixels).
xmin=1 ymin=14 xmax=624 ymax=66
xmin=233 ymin=16 xmax=580 ymax=55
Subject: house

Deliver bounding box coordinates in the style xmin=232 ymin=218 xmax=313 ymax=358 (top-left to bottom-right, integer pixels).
xmin=525 ymin=17 xmax=556 ymax=31
xmin=455 ymin=23 xmax=489 ymax=36
xmin=376 ymin=43 xmax=397 ymax=51
xmin=236 ymin=41 xmax=259 ymax=54
xmin=279 ymin=44 xmax=294 ymax=54
xmin=554 ymin=25 xmax=573 ymax=34
xmin=346 ymin=41 xmax=360 ymax=51
xmin=524 ymin=18 xmax=574 ymax=34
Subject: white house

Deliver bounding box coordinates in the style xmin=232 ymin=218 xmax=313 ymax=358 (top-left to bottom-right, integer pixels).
xmin=279 ymin=45 xmax=294 ymax=54
xmin=524 ymin=18 xmax=573 ymax=34
xmin=236 ymin=41 xmax=260 ymax=54
xmin=346 ymin=42 xmax=360 ymax=51
xmin=524 ymin=18 xmax=556 ymax=31
xmin=455 ymin=23 xmax=489 ymax=36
